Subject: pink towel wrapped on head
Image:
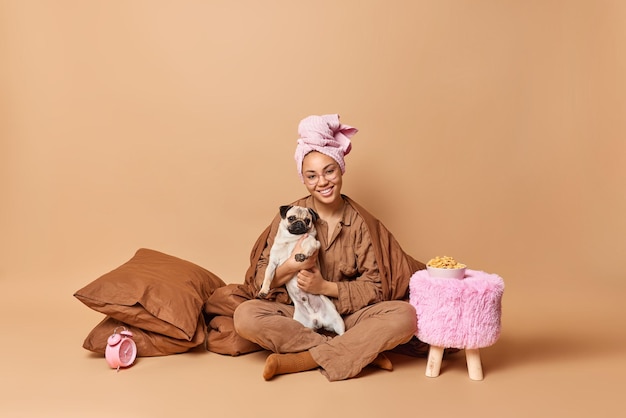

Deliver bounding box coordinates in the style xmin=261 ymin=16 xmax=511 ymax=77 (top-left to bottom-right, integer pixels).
xmin=294 ymin=114 xmax=358 ymax=181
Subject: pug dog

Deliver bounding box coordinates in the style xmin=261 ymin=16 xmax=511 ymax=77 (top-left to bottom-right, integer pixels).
xmin=257 ymin=205 xmax=345 ymax=335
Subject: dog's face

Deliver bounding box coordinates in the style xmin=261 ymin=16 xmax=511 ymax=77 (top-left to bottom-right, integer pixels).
xmin=279 ymin=205 xmax=318 ymax=236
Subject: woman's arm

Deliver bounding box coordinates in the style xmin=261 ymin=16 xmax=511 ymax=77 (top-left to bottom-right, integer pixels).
xmin=268 ymin=236 xmax=318 ymax=289
xmin=295 ymin=266 xmax=339 ymax=298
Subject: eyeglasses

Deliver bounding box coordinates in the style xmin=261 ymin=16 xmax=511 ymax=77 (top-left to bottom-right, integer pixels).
xmin=303 ymin=166 xmax=339 ymax=185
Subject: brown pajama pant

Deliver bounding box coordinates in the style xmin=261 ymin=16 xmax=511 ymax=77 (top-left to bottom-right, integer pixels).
xmin=233 ymin=299 xmax=417 ymax=381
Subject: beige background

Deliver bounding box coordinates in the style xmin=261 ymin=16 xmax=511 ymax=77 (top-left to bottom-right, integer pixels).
xmin=1 ymin=1 xmax=624 ymax=417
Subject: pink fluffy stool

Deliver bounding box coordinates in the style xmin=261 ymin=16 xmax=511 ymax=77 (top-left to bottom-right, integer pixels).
xmin=409 ymin=269 xmax=504 ymax=380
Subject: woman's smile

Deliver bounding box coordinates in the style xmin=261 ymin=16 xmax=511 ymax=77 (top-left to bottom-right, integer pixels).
xmin=317 ymin=185 xmax=334 ymax=197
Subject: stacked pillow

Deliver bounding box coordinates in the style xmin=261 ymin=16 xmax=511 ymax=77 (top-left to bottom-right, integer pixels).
xmin=74 ymin=248 xmax=226 ymax=356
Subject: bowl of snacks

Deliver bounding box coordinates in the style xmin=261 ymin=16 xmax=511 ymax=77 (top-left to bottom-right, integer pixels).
xmin=426 ymin=256 xmax=467 ymax=279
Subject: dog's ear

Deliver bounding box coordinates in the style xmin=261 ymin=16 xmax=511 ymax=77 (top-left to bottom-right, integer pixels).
xmin=279 ymin=205 xmax=292 ymax=219
xmin=308 ymin=208 xmax=319 ymax=223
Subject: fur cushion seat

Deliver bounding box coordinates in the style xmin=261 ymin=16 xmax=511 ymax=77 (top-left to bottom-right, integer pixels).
xmin=409 ymin=269 xmax=504 ymax=349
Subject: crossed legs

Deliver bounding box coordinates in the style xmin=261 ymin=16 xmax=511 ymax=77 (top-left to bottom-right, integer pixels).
xmin=233 ymin=299 xmax=417 ymax=381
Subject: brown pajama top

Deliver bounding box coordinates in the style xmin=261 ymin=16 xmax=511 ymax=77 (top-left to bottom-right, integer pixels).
xmin=241 ymin=195 xmax=425 ymax=304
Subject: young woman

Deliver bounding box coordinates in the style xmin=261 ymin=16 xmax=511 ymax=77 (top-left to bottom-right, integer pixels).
xmin=232 ymin=114 xmax=426 ymax=381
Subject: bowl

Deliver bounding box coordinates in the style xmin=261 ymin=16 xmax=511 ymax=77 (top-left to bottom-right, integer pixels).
xmin=426 ymin=265 xmax=466 ymax=279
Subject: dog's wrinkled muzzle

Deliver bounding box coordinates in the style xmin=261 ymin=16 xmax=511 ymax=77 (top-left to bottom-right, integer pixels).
xmin=288 ymin=221 xmax=309 ymax=235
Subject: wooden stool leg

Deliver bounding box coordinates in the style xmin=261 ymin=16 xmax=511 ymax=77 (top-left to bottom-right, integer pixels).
xmin=465 ymin=348 xmax=483 ymax=380
xmin=425 ymin=345 xmax=444 ymax=377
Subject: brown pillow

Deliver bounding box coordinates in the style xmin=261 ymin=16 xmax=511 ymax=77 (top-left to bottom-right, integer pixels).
xmin=74 ymin=248 xmax=225 ymax=341
xmin=83 ymin=316 xmax=207 ymax=356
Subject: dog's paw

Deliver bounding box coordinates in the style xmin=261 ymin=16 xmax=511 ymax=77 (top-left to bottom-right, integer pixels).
xmin=301 ymin=237 xmax=321 ymax=256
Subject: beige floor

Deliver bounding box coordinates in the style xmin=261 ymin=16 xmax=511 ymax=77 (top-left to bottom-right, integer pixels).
xmin=1 ymin=272 xmax=623 ymax=418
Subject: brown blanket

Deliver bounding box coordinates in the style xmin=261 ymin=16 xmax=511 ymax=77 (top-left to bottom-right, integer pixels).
xmin=203 ymin=195 xmax=426 ymax=355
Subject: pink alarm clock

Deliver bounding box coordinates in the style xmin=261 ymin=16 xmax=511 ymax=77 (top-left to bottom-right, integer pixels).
xmin=105 ymin=327 xmax=137 ymax=371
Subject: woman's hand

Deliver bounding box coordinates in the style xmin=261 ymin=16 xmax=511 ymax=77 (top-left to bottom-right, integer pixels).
xmin=288 ymin=234 xmax=318 ymax=270
xmin=270 ymin=234 xmax=318 ymax=288
xmin=296 ymin=266 xmax=339 ymax=298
